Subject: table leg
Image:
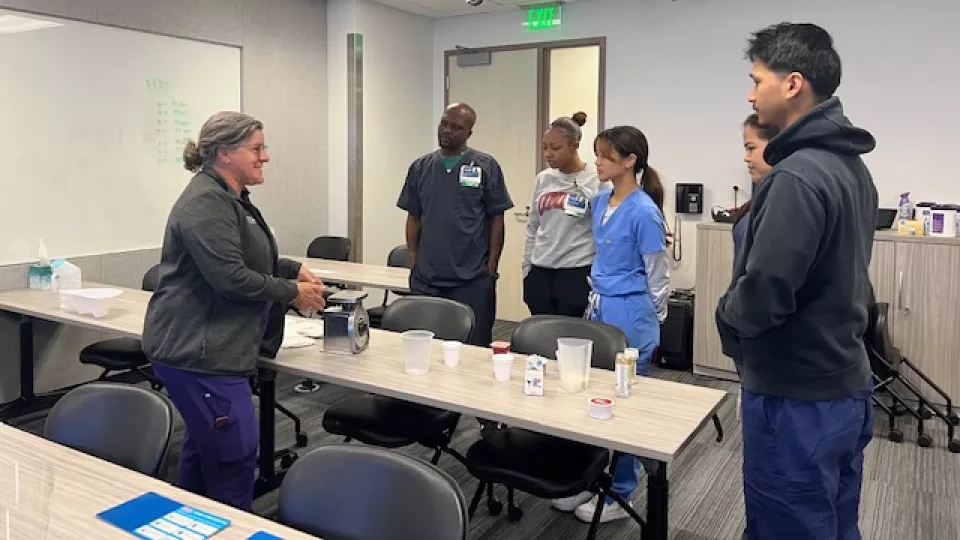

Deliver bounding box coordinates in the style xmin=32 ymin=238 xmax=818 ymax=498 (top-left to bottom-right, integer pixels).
xmin=253 ymin=367 xmax=296 ymax=498
xmin=0 ymin=314 xmax=67 ymax=421
xmin=643 ymin=459 xmax=669 ymax=540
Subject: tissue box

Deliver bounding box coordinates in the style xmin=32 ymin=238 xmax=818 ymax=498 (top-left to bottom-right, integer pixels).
xmin=29 ymin=264 xmax=52 ymax=290
xmin=524 ymin=355 xmax=545 ymax=396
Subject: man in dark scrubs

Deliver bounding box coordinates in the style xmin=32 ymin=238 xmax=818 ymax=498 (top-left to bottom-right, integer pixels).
xmin=397 ymin=102 xmax=513 ymax=346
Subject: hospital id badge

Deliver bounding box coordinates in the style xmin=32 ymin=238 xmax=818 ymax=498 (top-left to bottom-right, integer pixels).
xmin=564 ymin=194 xmax=588 ymax=218
xmin=459 ymin=165 xmax=482 ymax=188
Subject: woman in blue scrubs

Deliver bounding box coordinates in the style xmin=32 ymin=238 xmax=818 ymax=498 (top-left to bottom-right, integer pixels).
xmin=564 ymin=125 xmax=671 ymax=524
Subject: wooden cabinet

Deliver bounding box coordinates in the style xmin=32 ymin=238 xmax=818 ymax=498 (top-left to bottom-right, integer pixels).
xmin=692 ymin=226 xmax=960 ymax=402
xmin=692 ymin=225 xmax=737 ymax=380
xmin=890 ymin=242 xmax=960 ymax=402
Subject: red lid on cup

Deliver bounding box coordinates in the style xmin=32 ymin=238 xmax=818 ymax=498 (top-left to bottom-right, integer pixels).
xmin=491 ymin=341 xmax=511 ymax=354
xmin=590 ymin=397 xmax=613 ymax=406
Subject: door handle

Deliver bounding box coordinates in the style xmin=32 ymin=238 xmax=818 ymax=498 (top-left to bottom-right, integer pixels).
xmin=897 ymin=270 xmax=909 ymax=313
xmin=514 ymin=206 xmax=530 ymax=222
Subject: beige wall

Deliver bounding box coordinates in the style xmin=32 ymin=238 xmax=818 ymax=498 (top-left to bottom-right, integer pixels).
xmin=548 ymin=45 xmax=601 ymax=167
xmin=0 ymin=0 xmax=329 ymax=402
xmin=326 ymin=0 xmax=434 ymax=306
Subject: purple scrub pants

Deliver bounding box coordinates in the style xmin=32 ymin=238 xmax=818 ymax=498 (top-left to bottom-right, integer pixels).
xmin=153 ymin=363 xmax=259 ymax=511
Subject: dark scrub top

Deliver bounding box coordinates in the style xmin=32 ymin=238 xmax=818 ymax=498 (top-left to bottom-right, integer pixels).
xmin=397 ymin=148 xmax=514 ymax=287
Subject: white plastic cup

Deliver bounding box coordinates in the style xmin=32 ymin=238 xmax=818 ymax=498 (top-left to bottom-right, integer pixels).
xmin=492 ymin=353 xmax=514 ymax=382
xmin=402 ymin=330 xmax=434 ymax=376
xmin=442 ymin=341 xmax=462 ymax=367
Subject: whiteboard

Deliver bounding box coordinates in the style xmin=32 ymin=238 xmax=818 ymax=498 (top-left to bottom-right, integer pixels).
xmin=0 ymin=9 xmax=241 ymax=264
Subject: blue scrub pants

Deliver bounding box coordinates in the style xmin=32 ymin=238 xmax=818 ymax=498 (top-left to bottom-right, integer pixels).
xmin=594 ymin=293 xmax=660 ymax=503
xmin=153 ymin=363 xmax=259 ymax=511
xmin=742 ymin=388 xmax=873 ymax=540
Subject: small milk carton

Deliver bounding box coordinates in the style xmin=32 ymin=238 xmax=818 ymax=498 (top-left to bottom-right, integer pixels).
xmin=524 ymin=355 xmax=546 ymax=396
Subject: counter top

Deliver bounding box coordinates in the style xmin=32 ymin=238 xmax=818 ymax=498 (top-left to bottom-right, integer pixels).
xmin=696 ymin=222 xmax=960 ymax=246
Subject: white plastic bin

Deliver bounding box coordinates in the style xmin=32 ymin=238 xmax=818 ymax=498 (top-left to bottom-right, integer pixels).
xmin=58 ymin=288 xmax=122 ymax=318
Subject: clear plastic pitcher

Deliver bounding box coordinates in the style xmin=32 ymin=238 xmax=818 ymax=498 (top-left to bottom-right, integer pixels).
xmin=557 ymin=337 xmax=592 ymax=392
xmin=402 ymin=330 xmax=435 ymax=376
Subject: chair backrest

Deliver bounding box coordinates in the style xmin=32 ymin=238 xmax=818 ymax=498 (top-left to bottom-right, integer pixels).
xmin=385 ymin=244 xmax=411 ymax=299
xmin=141 ymin=264 xmax=161 ymax=292
xmin=510 ymin=315 xmax=628 ymax=371
xmin=866 ymin=302 xmax=899 ymax=374
xmin=381 ymin=296 xmax=475 ymax=342
xmin=386 ymin=244 xmax=410 ymax=268
xmin=278 ymin=445 xmax=468 ymax=540
xmin=307 ymin=236 xmax=352 ymax=261
xmin=42 ymin=382 xmax=175 ymax=478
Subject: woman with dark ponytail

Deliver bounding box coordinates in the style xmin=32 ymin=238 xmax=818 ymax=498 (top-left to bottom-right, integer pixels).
xmin=557 ymin=126 xmax=670 ymax=523
xmin=733 ymin=114 xmax=779 ymax=252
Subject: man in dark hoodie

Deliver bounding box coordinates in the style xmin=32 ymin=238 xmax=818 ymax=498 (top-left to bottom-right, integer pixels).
xmin=716 ymin=23 xmax=878 ymax=540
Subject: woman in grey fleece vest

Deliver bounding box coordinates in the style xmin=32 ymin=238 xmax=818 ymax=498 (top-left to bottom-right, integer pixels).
xmin=142 ymin=112 xmax=326 ymax=510
xmin=522 ymin=112 xmax=603 ymax=317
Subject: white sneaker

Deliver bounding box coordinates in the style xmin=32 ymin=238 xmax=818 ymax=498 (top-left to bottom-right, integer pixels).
xmin=574 ymin=495 xmax=631 ymax=523
xmin=551 ymin=491 xmax=593 ymax=512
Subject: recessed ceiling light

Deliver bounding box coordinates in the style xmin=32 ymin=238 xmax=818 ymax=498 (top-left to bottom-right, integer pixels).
xmin=0 ymin=14 xmax=62 ymax=34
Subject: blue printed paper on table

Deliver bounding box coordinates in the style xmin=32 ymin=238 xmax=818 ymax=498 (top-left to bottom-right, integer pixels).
xmin=248 ymin=532 xmax=284 ymax=539
xmin=97 ymin=492 xmax=231 ymax=539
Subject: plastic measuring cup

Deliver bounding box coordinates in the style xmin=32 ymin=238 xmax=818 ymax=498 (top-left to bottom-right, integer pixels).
xmin=557 ymin=337 xmax=592 ymax=392
xmin=402 ymin=330 xmax=435 ymax=376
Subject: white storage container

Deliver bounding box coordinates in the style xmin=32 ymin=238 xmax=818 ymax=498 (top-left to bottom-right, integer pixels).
xmin=930 ymin=205 xmax=957 ymax=238
xmin=58 ymin=288 xmax=122 ymax=318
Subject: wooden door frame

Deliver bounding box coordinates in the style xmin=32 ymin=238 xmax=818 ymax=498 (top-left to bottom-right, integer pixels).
xmin=444 ymin=37 xmax=607 ymax=176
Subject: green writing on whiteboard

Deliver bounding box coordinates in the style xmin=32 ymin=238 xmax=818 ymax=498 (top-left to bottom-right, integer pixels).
xmin=147 ymin=79 xmax=170 ymax=92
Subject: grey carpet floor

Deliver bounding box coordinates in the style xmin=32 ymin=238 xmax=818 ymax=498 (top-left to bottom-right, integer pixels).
xmin=14 ymin=320 xmax=960 ymax=539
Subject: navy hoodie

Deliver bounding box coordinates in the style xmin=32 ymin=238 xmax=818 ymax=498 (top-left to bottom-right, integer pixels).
xmin=715 ymin=97 xmax=878 ymax=401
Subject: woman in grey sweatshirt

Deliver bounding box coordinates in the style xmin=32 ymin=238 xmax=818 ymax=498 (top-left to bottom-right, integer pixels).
xmin=522 ymin=112 xmax=603 ymax=317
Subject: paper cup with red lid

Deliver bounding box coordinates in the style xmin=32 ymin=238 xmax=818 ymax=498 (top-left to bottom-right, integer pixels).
xmin=588 ymin=397 xmax=613 ymax=420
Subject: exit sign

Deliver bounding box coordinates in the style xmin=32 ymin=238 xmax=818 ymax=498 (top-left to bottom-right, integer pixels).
xmin=524 ymin=5 xmax=561 ymax=31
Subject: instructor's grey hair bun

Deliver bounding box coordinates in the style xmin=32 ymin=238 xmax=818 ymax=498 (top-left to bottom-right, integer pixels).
xmin=182 ymin=111 xmax=264 ymax=173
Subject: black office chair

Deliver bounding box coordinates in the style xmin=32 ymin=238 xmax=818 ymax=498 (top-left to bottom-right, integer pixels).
xmin=278 ymin=445 xmax=468 ymax=540
xmin=866 ymin=302 xmax=960 ymax=452
xmin=368 ymin=245 xmax=411 ymax=329
xmin=78 ymin=265 xmax=162 ymax=389
xmin=307 ymin=235 xmax=352 ymax=262
xmin=463 ymin=316 xmax=645 ymax=539
xmin=297 ymin=235 xmax=353 ymax=393
xmin=321 ymin=296 xmax=474 ymax=465
xmin=43 ymin=382 xmax=175 ymax=478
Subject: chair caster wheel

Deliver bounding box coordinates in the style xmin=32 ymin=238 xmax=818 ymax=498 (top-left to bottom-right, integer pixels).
xmin=919 ymin=407 xmax=933 ymax=420
xmin=295 ymin=433 xmax=308 ymax=447
xmin=507 ymin=505 xmax=523 ymax=522
xmin=888 ymin=430 xmax=904 ymax=443
xmin=949 ymin=439 xmax=960 ymax=454
xmin=949 ymin=412 xmax=960 ymax=426
xmin=487 ymin=500 xmax=503 ymax=516
xmin=917 ymin=433 xmax=933 ymax=448
xmin=280 ymin=453 xmax=297 ymax=469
